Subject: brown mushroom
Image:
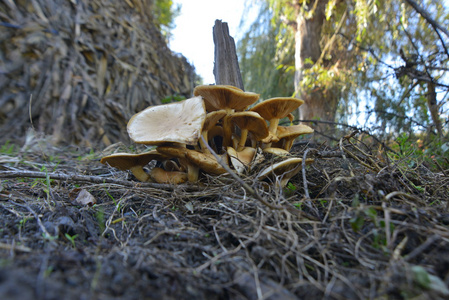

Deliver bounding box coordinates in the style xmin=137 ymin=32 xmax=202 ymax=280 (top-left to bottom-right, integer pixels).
xmin=227 ymin=111 xmax=268 ymax=151
xmin=199 ymin=110 xmax=227 ymax=153
xmin=185 ymin=150 xmax=227 ymax=175
xmin=156 ymin=146 xmax=200 ymax=182
xmin=193 ymin=85 xmax=259 ymax=113
xmin=227 ymin=146 xmax=256 ymax=174
xmin=100 ymin=150 xmax=166 ymax=182
xmin=262 ymin=147 xmax=290 ymax=156
xmin=257 ymin=157 xmax=314 ymax=188
xmin=193 ymin=85 xmax=260 ymax=148
xmin=149 ymin=167 xmax=188 ymax=184
xmin=272 ymin=124 xmax=314 ymax=151
xmin=250 ymin=97 xmax=304 ymax=145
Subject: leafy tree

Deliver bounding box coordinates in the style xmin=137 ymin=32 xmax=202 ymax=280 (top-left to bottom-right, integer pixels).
xmin=238 ymin=2 xmax=296 ymax=99
xmin=152 ymin=0 xmax=181 ymax=37
xmin=238 ymin=0 xmax=449 ymax=137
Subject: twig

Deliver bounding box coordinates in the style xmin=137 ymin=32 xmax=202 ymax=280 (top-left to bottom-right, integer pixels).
xmin=403 ymin=0 xmax=449 ymax=37
xmin=10 ymin=200 xmax=55 ymax=241
xmin=404 ymin=234 xmax=440 ymax=261
xmin=339 ymin=137 xmax=355 ymax=177
xmin=0 ymin=170 xmax=194 ymax=190
xmin=302 ymin=148 xmax=311 ymax=199
xmin=0 ymin=241 xmax=32 ymax=252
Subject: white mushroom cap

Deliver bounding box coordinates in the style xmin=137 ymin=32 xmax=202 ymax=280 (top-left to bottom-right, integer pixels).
xmin=127 ymin=96 xmax=206 ymax=146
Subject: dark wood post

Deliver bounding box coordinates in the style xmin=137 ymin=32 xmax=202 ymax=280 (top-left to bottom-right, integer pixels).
xmin=212 ymin=20 xmax=244 ymax=90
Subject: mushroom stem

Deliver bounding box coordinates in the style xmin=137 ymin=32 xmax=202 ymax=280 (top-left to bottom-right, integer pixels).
xmin=264 ymin=118 xmax=280 ymax=148
xmin=268 ymin=118 xmax=280 ymax=134
xmin=237 ymin=129 xmax=248 ymax=152
xmin=222 ymin=115 xmax=233 ymax=149
xmin=285 ymin=139 xmax=294 ymax=152
xmin=129 ymin=166 xmax=150 ymax=182
xmin=179 ymin=157 xmax=199 ymax=182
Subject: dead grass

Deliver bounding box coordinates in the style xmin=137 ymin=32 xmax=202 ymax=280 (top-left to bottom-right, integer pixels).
xmin=1 ymin=132 xmax=448 ymax=299
xmin=0 ymin=0 xmax=195 ymax=148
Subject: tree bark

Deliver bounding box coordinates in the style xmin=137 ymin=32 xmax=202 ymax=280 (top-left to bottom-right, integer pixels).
xmin=427 ymin=82 xmax=442 ymax=137
xmin=294 ymin=0 xmax=339 ymax=127
xmin=213 ymin=20 xmax=244 ymax=90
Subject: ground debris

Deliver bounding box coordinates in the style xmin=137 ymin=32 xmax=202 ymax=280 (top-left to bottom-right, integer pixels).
xmin=0 ymin=136 xmax=449 ymax=300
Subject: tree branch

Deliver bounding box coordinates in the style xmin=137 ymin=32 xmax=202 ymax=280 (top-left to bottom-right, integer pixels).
xmin=403 ymin=0 xmax=449 ymax=38
xmin=404 ymin=0 xmax=449 ymax=58
xmin=0 ymin=170 xmax=194 ymax=190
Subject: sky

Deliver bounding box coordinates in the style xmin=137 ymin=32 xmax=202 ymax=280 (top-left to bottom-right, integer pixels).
xmin=169 ymin=0 xmax=248 ymax=85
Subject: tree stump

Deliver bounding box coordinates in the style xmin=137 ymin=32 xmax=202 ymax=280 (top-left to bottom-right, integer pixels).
xmin=213 ymin=20 xmax=244 ymax=90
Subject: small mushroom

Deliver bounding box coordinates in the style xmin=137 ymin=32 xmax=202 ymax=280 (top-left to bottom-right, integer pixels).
xmin=257 ymin=157 xmax=314 ymax=188
xmin=185 ymin=150 xmax=227 ymax=175
xmin=199 ymin=110 xmax=227 ymax=153
xmin=227 ymin=146 xmax=256 ymax=174
xmin=100 ymin=150 xmax=166 ymax=182
xmin=250 ymin=97 xmax=304 ymax=146
xmin=272 ymin=124 xmax=314 ymax=151
xmin=193 ymin=85 xmax=260 ymax=148
xmin=149 ymin=167 xmax=188 ymax=184
xmin=228 ymin=111 xmax=268 ymax=151
xmin=193 ymin=85 xmax=259 ymax=113
xmin=156 ymin=146 xmax=200 ymax=182
xmin=262 ymin=147 xmax=291 ymax=156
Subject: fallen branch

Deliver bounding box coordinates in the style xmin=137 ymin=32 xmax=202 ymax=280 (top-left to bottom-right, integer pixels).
xmin=0 ymin=170 xmax=181 ymax=189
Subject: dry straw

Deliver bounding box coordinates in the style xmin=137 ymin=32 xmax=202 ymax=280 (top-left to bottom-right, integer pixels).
xmin=0 ymin=0 xmax=195 ymax=148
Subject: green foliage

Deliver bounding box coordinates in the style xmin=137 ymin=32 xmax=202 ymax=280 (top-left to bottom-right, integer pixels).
xmin=350 ymin=203 xmax=394 ymax=251
xmin=161 ymin=93 xmax=186 ymax=104
xmin=388 ymin=132 xmax=449 ymax=170
xmin=237 ymin=1 xmax=295 ymax=99
xmin=64 ymin=233 xmax=79 ymax=248
xmin=152 ymin=0 xmax=181 ymax=37
xmin=94 ymin=206 xmax=106 ymax=234
xmin=0 ymin=141 xmax=17 ymax=155
xmin=238 ymin=0 xmax=449 ymax=137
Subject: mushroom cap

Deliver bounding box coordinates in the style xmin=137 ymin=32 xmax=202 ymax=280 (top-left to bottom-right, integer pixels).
xmin=262 ymin=147 xmax=290 ymax=156
xmin=100 ymin=150 xmax=165 ymax=170
xmin=127 ymin=96 xmax=206 ymax=146
xmin=157 ymin=146 xmax=227 ymax=176
xmin=156 ymin=146 xmax=201 ymax=182
xmin=203 ymin=110 xmax=227 ymax=131
xmin=185 ymin=151 xmax=227 ymax=175
xmin=193 ymin=85 xmax=260 ymax=112
xmin=156 ymin=145 xmax=189 ymax=159
xmin=276 ymin=124 xmax=314 ymax=139
xmin=228 ymin=111 xmax=269 ymax=141
xmin=227 ymin=147 xmax=256 ymax=174
xmin=250 ymin=97 xmax=304 ymax=120
xmin=257 ymin=157 xmax=314 ymax=180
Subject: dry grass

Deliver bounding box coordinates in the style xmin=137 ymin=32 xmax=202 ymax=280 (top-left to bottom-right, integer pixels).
xmin=1 ymin=131 xmax=448 ymax=299
xmin=0 ymin=0 xmax=195 ymax=148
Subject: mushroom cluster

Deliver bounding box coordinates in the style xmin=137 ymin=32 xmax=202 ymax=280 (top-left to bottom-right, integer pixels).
xmin=101 ymin=85 xmax=314 ymax=186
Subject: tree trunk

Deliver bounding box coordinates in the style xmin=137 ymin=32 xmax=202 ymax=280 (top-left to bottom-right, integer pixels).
xmin=427 ymin=82 xmax=442 ymax=137
xmin=294 ymin=0 xmax=338 ymax=127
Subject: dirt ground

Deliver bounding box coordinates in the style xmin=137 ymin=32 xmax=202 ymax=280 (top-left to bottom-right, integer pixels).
xmin=1 ymin=134 xmax=449 ymax=300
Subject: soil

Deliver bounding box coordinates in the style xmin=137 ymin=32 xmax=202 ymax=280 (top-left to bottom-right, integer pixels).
xmin=1 ymin=136 xmax=449 ymax=300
